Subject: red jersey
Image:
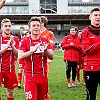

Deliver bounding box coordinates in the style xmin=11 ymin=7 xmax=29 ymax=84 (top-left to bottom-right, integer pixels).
xmin=0 ymin=34 xmax=19 ymax=72
xmin=18 ymin=59 xmax=25 ymax=69
xmin=82 ymin=25 xmax=100 ymax=71
xmin=18 ymin=40 xmax=25 ymax=69
xmin=19 ymin=36 xmax=52 ymax=76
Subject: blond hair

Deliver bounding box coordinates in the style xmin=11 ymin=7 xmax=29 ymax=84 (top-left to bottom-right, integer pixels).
xmin=1 ymin=18 xmax=11 ymax=26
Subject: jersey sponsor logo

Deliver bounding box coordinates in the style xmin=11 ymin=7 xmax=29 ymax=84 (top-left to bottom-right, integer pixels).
xmin=1 ymin=44 xmax=12 ymax=50
xmin=89 ymin=36 xmax=95 ymax=38
xmin=30 ymin=46 xmax=44 ymax=53
xmin=1 ymin=44 xmax=7 ymax=49
xmin=25 ymin=91 xmax=32 ymax=99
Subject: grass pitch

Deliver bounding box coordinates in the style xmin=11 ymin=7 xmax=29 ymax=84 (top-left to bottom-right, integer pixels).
xmin=1 ymin=50 xmax=100 ymax=100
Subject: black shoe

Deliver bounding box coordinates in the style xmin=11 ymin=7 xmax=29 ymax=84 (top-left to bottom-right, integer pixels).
xmin=18 ymin=83 xmax=21 ymax=88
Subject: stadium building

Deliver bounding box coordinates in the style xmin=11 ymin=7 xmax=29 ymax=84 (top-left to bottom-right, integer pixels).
xmin=0 ymin=0 xmax=100 ymax=41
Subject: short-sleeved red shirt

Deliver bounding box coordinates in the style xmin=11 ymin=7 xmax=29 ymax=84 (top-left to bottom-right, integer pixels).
xmin=0 ymin=34 xmax=19 ymax=72
xmin=19 ymin=36 xmax=52 ymax=75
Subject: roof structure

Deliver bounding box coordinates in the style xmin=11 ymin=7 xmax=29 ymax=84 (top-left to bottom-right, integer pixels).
xmin=0 ymin=14 xmax=90 ymax=24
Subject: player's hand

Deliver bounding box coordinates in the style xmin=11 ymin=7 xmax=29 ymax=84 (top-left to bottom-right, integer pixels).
xmin=10 ymin=35 xmax=15 ymax=46
xmin=70 ymin=42 xmax=74 ymax=46
xmin=30 ymin=43 xmax=41 ymax=52
xmin=6 ymin=40 xmax=11 ymax=48
xmin=44 ymin=42 xmax=48 ymax=51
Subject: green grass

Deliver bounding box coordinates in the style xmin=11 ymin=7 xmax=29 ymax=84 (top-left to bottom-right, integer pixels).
xmin=1 ymin=50 xmax=100 ymax=100
xmin=49 ymin=50 xmax=86 ymax=100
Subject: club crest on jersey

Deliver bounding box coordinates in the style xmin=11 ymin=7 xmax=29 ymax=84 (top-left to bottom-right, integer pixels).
xmin=84 ymin=61 xmax=88 ymax=66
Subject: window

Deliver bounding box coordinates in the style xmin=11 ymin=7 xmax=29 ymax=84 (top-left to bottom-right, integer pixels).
xmin=40 ymin=0 xmax=45 ymax=4
xmin=69 ymin=0 xmax=100 ymax=2
xmin=14 ymin=0 xmax=27 ymax=2
xmin=68 ymin=6 xmax=100 ymax=14
xmin=68 ymin=0 xmax=82 ymax=2
xmin=40 ymin=0 xmax=57 ymax=14
xmin=0 ymin=6 xmax=28 ymax=14
xmin=40 ymin=0 xmax=56 ymax=4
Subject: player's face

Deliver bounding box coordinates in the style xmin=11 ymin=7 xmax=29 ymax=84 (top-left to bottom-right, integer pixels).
xmin=78 ymin=32 xmax=82 ymax=39
xmin=22 ymin=33 xmax=29 ymax=38
xmin=1 ymin=22 xmax=12 ymax=35
xmin=29 ymin=21 xmax=41 ymax=35
xmin=89 ymin=11 xmax=100 ymax=27
xmin=70 ymin=28 xmax=77 ymax=36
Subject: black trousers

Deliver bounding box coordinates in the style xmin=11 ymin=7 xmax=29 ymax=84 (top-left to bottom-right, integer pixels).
xmin=85 ymin=71 xmax=100 ymax=100
xmin=66 ymin=61 xmax=77 ymax=81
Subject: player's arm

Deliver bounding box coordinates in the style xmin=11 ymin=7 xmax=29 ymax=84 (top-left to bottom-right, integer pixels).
xmin=10 ymin=36 xmax=19 ymax=57
xmin=18 ymin=43 xmax=40 ymax=60
xmin=0 ymin=0 xmax=6 ymax=9
xmin=61 ymin=36 xmax=71 ymax=49
xmin=18 ymin=50 xmax=33 ymax=60
xmin=48 ymin=31 xmax=54 ymax=46
xmin=46 ymin=49 xmax=54 ymax=60
xmin=82 ymin=30 xmax=100 ymax=55
xmin=0 ymin=48 xmax=7 ymax=55
xmin=44 ymin=43 xmax=54 ymax=60
xmin=11 ymin=45 xmax=18 ymax=57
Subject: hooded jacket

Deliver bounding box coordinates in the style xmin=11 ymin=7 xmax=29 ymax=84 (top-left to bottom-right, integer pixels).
xmin=61 ymin=33 xmax=80 ymax=62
